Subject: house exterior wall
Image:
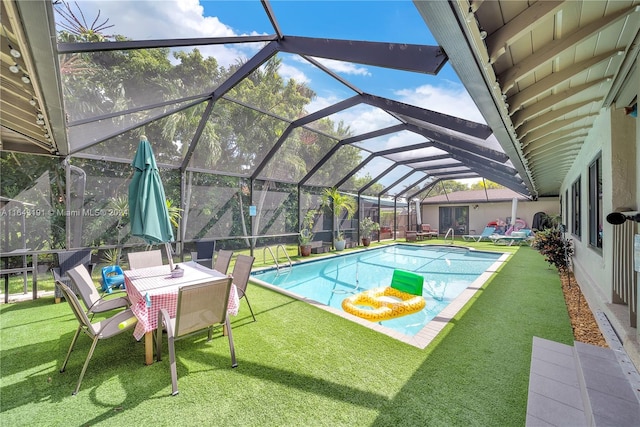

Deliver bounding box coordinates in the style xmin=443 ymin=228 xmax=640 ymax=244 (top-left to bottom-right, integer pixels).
xmin=421 ymin=197 xmax=558 ymax=234
xmin=563 ymin=111 xmax=611 ymax=305
xmin=560 ymin=58 xmax=639 ymax=366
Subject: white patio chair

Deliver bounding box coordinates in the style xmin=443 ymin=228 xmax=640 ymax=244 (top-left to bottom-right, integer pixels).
xmin=67 ymin=264 xmax=130 ymax=317
xmin=57 ymin=281 xmax=137 ymax=395
xmin=155 ymin=277 xmax=237 ymax=395
xmin=127 ymin=249 xmax=163 ymax=269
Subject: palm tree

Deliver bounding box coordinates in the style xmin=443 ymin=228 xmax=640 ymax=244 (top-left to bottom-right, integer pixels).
xmin=321 ymin=188 xmax=356 ymax=248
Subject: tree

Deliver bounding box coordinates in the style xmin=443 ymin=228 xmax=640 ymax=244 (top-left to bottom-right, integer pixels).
xmin=321 ymin=188 xmax=357 ymax=243
xmin=469 ymin=179 xmax=504 ymax=190
xmin=49 ymin=1 xmax=365 ymax=249
xmin=436 ymin=180 xmax=469 ymax=194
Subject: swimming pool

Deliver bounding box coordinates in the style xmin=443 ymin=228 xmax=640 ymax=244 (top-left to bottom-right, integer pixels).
xmin=251 ymin=245 xmax=508 ymax=347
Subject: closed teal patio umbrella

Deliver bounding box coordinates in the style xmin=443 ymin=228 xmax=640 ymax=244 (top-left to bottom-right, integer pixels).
xmin=128 ymin=136 xmax=174 ymax=266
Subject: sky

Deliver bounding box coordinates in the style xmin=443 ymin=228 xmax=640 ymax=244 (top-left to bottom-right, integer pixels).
xmin=61 ymin=0 xmax=489 ymax=185
xmin=64 ymin=1 xmax=485 ymax=124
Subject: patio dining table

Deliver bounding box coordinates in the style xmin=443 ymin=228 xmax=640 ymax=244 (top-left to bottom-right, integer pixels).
xmin=124 ymin=261 xmax=239 ymax=365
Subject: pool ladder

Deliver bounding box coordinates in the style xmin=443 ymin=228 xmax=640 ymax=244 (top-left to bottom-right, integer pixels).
xmin=444 ymin=227 xmax=455 ymax=244
xmin=263 ymin=245 xmax=292 ymax=271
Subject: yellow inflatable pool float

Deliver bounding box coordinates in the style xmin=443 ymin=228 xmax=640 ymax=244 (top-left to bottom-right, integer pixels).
xmin=341 ymin=269 xmax=426 ymax=322
xmin=342 ymin=286 xmax=426 ymax=322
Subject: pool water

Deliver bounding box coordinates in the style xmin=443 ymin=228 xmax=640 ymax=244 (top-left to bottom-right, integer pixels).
xmin=252 ymin=245 xmax=503 ymax=337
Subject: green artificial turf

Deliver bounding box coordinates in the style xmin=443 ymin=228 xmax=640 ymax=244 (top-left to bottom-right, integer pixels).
xmin=0 ymin=245 xmax=573 ymax=426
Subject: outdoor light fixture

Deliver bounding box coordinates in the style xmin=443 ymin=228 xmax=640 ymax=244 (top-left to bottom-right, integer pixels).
xmin=606 ymin=212 xmax=640 ymax=225
xmin=9 ymin=44 xmax=21 ymax=58
xmin=21 ymin=74 xmax=30 ymax=84
xmin=9 ymin=63 xmax=19 ymax=73
xmin=29 ymin=98 xmax=37 ymax=106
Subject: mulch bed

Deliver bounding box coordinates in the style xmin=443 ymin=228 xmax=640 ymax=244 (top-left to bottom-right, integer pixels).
xmin=560 ymin=271 xmax=608 ymax=348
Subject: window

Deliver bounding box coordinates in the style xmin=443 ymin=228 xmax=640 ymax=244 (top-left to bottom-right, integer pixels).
xmin=571 ymin=178 xmax=581 ymax=238
xmin=564 ymin=189 xmax=569 ymax=231
xmin=588 ymin=154 xmax=602 ymax=249
xmin=439 ymin=206 xmax=469 ymax=234
xmin=559 ymin=194 xmax=563 ymax=229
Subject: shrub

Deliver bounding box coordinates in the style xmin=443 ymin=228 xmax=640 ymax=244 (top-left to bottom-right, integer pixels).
xmin=359 ymin=217 xmax=380 ymax=238
xmin=531 ymin=228 xmax=574 ymax=272
xmin=299 ymin=211 xmax=315 ymax=245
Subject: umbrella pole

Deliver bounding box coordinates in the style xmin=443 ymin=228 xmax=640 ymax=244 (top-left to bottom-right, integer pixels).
xmin=165 ymin=242 xmax=174 ymax=270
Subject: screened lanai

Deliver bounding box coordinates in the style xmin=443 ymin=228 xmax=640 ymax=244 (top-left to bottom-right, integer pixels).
xmin=2 ymin=0 xmax=532 ymax=256
xmin=6 ymin=0 xmax=636 ymax=257
xmin=4 ymin=3 xmax=640 ymax=420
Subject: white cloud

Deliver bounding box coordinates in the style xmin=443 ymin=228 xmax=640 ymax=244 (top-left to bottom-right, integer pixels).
xmin=329 ymin=82 xmax=486 ymax=134
xmin=312 ymin=58 xmax=371 ymax=76
xmin=69 ymin=2 xmax=489 ymax=139
xmin=278 ymin=63 xmax=310 ymax=85
xmin=384 ymin=131 xmax=424 ymax=148
xmin=305 ymin=95 xmax=335 ymax=114
xmin=395 ymin=82 xmax=486 ymax=124
xmin=332 ymin=105 xmax=398 ymax=134
xmin=65 ymin=0 xmax=259 ymax=67
xmin=306 ymin=82 xmax=489 ymax=152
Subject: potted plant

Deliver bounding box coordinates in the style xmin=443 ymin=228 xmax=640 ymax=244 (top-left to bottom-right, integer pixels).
xmin=299 ymin=211 xmax=315 ymax=257
xmin=360 ymin=217 xmax=380 ymax=247
xmin=321 ymin=187 xmax=356 ymax=251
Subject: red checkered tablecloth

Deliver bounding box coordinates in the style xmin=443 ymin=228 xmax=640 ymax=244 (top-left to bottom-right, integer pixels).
xmin=124 ymin=261 xmax=239 ymax=341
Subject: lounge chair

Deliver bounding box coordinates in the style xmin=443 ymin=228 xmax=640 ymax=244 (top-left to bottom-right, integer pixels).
xmin=155 ymin=277 xmax=237 ymax=396
xmin=419 ymin=224 xmax=439 ymax=238
xmin=490 ymin=229 xmax=535 ymax=246
xmin=462 ymin=226 xmax=496 ymax=242
xmin=309 ymin=241 xmax=330 ymax=254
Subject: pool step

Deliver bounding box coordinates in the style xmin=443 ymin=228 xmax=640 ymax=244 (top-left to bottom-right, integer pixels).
xmin=526 ymin=336 xmax=640 ymax=426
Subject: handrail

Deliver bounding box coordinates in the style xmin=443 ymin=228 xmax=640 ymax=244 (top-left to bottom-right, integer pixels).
xmin=276 ymin=245 xmax=292 ymax=270
xmin=262 ymin=245 xmax=292 ymax=271
xmin=262 ymin=246 xmax=279 ymax=269
xmin=444 ymin=227 xmax=455 ymax=244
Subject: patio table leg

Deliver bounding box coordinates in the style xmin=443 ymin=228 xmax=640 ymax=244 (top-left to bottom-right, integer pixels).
xmin=145 ymin=331 xmax=154 ymax=365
